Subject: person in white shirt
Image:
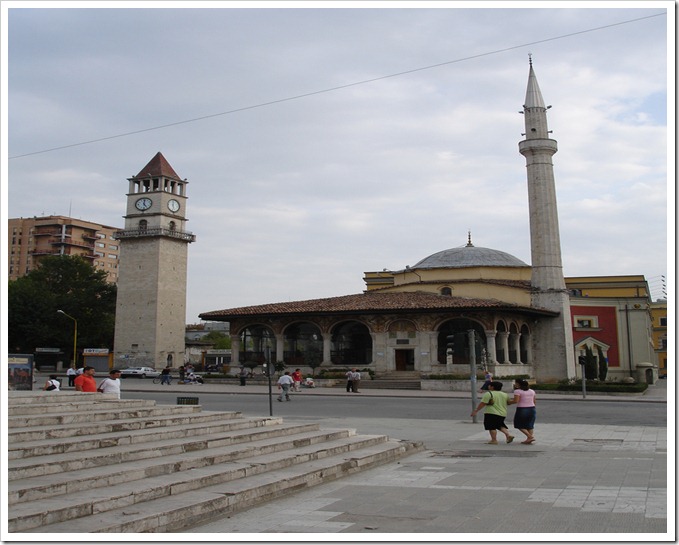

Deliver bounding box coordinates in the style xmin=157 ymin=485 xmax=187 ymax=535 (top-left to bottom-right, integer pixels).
xmin=66 ymin=366 xmax=76 ymax=387
xmin=277 ymin=371 xmax=294 ymax=402
xmin=43 ymin=375 xmax=61 ymax=392
xmin=98 ymin=369 xmax=122 ymax=399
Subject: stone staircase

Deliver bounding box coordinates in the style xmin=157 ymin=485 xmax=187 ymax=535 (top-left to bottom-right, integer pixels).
xmin=8 ymin=391 xmax=422 ymax=533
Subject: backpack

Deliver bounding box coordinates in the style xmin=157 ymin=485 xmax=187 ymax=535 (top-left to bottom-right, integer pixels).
xmin=46 ymin=380 xmax=58 ymax=391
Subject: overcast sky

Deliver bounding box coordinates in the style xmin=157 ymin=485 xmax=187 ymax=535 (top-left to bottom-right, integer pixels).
xmin=3 ymin=2 xmax=673 ymax=323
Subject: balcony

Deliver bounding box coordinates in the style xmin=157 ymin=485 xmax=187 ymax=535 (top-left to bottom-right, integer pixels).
xmin=113 ymin=227 xmax=196 ymax=242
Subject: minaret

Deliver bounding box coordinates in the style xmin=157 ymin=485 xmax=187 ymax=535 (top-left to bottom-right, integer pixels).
xmin=113 ymin=152 xmax=196 ymax=370
xmin=518 ymin=58 xmax=576 ymax=381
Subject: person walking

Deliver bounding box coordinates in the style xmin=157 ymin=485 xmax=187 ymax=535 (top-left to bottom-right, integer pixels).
xmin=470 ymin=381 xmax=515 ymax=444
xmin=291 ymin=368 xmax=303 ymax=392
xmin=479 ymin=370 xmax=493 ymax=392
xmin=98 ymin=369 xmax=122 ymax=399
xmin=66 ymin=366 xmax=76 ymax=387
xmin=74 ymin=366 xmax=97 ymax=393
xmin=345 ymin=369 xmax=354 ymax=393
xmin=160 ymin=366 xmax=172 ymax=385
xmin=277 ymin=371 xmax=294 ymax=402
xmin=239 ymin=366 xmax=248 ymax=386
xmin=512 ymin=378 xmax=537 ymax=444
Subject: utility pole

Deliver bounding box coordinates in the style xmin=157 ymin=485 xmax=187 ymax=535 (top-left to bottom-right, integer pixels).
xmin=469 ymin=330 xmax=479 ymax=423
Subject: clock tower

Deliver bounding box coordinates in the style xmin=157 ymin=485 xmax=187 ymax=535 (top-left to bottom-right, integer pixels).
xmin=113 ymin=152 xmax=196 ymax=370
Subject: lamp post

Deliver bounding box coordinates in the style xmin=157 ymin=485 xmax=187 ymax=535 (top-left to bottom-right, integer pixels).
xmin=57 ymin=310 xmax=78 ymax=368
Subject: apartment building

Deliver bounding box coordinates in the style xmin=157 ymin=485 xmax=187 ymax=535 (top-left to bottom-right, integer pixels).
xmin=8 ymin=216 xmax=122 ymax=283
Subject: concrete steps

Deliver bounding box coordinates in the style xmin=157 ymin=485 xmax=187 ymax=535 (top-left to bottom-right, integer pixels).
xmin=8 ymin=391 xmax=422 ymax=533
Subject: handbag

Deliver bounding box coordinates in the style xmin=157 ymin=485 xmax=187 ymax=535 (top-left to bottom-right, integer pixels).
xmin=487 ymin=391 xmax=494 ymax=405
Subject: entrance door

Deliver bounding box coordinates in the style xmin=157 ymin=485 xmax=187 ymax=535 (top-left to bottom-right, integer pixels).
xmin=395 ymin=349 xmax=415 ymax=371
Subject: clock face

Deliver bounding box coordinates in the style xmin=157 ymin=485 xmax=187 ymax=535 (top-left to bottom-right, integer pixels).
xmin=135 ymin=197 xmax=152 ymax=211
xmin=167 ymin=199 xmax=180 ymax=213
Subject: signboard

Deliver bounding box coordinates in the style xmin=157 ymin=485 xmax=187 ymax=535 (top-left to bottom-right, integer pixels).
xmin=8 ymin=354 xmax=34 ymax=391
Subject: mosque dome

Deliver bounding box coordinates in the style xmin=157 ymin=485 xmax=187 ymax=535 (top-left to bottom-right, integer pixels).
xmin=411 ymin=242 xmax=528 ymax=270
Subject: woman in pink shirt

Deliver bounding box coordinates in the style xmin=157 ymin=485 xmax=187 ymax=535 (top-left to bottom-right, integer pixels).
xmin=512 ymin=379 xmax=536 ymax=444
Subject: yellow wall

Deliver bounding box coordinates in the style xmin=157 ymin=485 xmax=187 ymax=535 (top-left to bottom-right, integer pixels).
xmin=565 ymin=275 xmax=650 ymax=298
xmin=650 ymin=301 xmax=668 ymax=376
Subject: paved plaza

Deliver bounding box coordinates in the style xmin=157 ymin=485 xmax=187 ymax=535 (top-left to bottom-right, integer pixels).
xmin=153 ymin=380 xmax=670 ymax=539
xmin=38 ymin=375 xmax=671 ymax=539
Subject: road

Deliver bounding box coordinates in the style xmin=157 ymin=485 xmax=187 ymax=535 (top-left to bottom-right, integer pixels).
xmin=121 ymin=388 xmax=667 ymax=428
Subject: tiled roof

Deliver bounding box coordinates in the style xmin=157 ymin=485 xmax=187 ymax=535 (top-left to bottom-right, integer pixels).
xmin=135 ymin=152 xmax=181 ymax=179
xmin=200 ymin=291 xmax=556 ymax=320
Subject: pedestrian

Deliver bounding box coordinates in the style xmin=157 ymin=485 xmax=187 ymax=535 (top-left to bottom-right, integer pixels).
xmin=291 ymin=368 xmax=303 ymax=392
xmin=512 ymin=378 xmax=537 ymax=444
xmin=470 ymin=381 xmax=515 ymax=445
xmin=74 ymin=366 xmax=97 ymax=393
xmin=98 ymin=369 xmax=122 ymax=399
xmin=345 ymin=368 xmax=354 ymax=393
xmin=179 ymin=366 xmax=185 ymax=383
xmin=43 ymin=374 xmax=61 ymax=392
xmin=350 ymin=368 xmax=361 ymax=393
xmin=66 ymin=366 xmax=76 ymax=387
xmin=277 ymin=371 xmax=294 ymax=402
xmin=480 ymin=370 xmax=493 ymax=392
xmin=160 ymin=366 xmax=172 ymax=385
xmin=239 ymin=366 xmax=248 ymax=386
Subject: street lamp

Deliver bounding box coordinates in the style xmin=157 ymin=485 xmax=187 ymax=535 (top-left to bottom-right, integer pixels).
xmin=57 ymin=310 xmax=78 ymax=368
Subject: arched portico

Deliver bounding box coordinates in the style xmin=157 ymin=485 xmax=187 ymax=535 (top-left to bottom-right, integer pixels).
xmin=283 ymin=322 xmax=323 ymax=367
xmin=331 ymin=320 xmax=372 ymax=366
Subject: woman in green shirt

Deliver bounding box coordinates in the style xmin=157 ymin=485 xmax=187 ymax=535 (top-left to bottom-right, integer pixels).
xmin=471 ymin=381 xmax=515 ymax=445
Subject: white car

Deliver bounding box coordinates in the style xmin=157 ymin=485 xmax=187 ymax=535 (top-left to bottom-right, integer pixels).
xmin=120 ymin=367 xmax=160 ymax=379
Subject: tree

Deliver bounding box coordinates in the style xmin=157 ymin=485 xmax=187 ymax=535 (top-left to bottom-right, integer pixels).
xmin=584 ymin=344 xmax=598 ymax=380
xmin=8 ymin=256 xmax=117 ymax=363
xmin=596 ymin=345 xmax=608 ymax=381
xmin=202 ymin=330 xmax=231 ymax=349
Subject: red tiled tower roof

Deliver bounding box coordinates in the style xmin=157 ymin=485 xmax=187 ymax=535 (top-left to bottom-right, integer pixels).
xmin=135 ymin=152 xmax=181 ymax=180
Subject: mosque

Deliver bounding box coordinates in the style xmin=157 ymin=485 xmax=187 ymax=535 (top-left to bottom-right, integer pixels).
xmin=200 ymin=60 xmax=578 ymax=382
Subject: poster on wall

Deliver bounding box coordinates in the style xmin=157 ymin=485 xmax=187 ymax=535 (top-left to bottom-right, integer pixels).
xmin=8 ymin=354 xmax=34 ymax=390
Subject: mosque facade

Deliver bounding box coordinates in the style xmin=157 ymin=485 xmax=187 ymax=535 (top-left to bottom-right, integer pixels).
xmin=199 ymin=62 xmax=578 ymax=382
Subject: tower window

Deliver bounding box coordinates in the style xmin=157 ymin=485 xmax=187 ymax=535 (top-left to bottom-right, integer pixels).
xmin=440 ymin=287 xmax=452 ymax=296
xmin=139 ymin=220 xmax=148 ymax=231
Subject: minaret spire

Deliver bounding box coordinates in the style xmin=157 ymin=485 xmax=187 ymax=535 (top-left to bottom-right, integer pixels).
xmin=518 ymin=58 xmax=575 ymax=381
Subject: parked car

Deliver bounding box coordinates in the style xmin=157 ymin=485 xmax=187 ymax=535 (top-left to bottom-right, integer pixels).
xmin=120 ymin=367 xmax=160 ymax=379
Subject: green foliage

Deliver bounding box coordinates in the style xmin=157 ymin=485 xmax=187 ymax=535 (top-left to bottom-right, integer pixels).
xmin=305 ymin=346 xmax=322 ymax=376
xmin=202 ymin=330 xmax=231 ymax=349
xmin=534 ymin=381 xmax=647 ymax=393
xmin=584 ymin=345 xmax=598 ymax=380
xmin=273 ymin=361 xmax=287 ymax=375
xmin=8 ymin=256 xmax=117 ymax=363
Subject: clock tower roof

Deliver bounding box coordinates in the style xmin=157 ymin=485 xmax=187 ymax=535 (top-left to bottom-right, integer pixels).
xmin=135 ymin=152 xmax=182 ymax=180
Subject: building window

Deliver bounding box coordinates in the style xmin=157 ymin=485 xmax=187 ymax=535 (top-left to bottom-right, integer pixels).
xmin=440 ymin=287 xmax=452 ymax=296
xmin=574 ymin=316 xmax=598 ymax=329
xmin=139 ymin=220 xmax=148 ymax=231
xmin=660 ymin=317 xmax=667 ymax=327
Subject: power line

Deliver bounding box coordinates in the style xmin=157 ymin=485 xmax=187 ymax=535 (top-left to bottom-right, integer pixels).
xmin=9 ymin=11 xmax=665 ymax=160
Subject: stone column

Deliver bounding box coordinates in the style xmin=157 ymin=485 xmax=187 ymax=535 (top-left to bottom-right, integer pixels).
xmin=230 ymin=335 xmax=240 ymax=365
xmin=322 ymin=335 xmax=332 ymax=365
xmin=275 ymin=335 xmax=285 ymax=363
xmin=510 ymin=332 xmax=522 ymax=364
xmin=498 ymin=332 xmax=510 ymax=364
xmin=484 ymin=330 xmax=497 ymax=365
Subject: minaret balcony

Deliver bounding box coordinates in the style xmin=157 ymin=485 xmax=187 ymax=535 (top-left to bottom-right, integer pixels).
xmin=113 ymin=227 xmax=196 ymax=242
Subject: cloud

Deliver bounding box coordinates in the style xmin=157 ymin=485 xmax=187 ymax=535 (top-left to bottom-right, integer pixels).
xmin=5 ymin=4 xmax=671 ymax=319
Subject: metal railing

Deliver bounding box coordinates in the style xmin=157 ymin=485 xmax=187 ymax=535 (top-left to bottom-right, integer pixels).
xmin=113 ymin=227 xmax=196 ymax=242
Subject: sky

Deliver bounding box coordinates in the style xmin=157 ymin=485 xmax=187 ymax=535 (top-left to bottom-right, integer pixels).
xmin=3 ymin=1 xmax=673 ymax=324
